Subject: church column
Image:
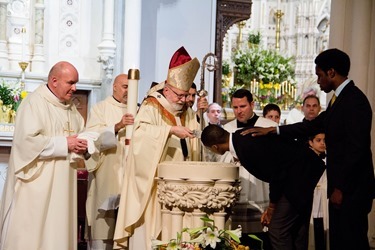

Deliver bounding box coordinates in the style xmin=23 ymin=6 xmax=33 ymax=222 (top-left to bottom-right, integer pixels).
xmin=0 ymin=0 xmax=9 ymax=70
xmin=31 ymin=0 xmax=45 ymax=73
xmin=170 ymin=208 xmax=184 ymax=242
xmin=161 ymin=208 xmax=171 ymax=241
xmin=97 ymin=0 xmax=116 ymax=79
xmin=122 ymin=0 xmax=141 ymax=71
xmin=213 ymin=212 xmax=226 ymax=231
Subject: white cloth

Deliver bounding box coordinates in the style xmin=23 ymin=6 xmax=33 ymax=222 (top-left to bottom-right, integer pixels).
xmin=70 ymin=131 xmax=99 ymax=162
xmin=285 ymin=108 xmax=304 ymax=124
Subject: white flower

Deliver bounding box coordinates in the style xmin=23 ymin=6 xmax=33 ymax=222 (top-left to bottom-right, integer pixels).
xmin=151 ymin=239 xmax=169 ymax=247
xmin=225 ymin=226 xmax=242 ymax=243
xmin=203 ymin=227 xmax=221 ymax=248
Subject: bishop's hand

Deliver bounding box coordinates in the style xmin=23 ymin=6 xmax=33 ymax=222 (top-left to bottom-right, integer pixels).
xmin=170 ymin=126 xmax=195 ymax=139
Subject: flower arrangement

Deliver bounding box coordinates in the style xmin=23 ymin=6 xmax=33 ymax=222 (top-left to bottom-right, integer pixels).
xmin=0 ymin=79 xmax=27 ymax=111
xmin=247 ymin=31 xmax=261 ymax=46
xmin=233 ymin=47 xmax=295 ymax=85
xmin=0 ymin=79 xmax=28 ymax=123
xmin=230 ymin=47 xmax=297 ymax=108
xmin=152 ymin=216 xmax=252 ymax=250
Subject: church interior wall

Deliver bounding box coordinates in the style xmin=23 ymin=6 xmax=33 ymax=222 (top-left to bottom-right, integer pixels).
xmin=138 ymin=0 xmax=216 ymax=103
xmin=43 ymin=0 xmax=103 ymax=80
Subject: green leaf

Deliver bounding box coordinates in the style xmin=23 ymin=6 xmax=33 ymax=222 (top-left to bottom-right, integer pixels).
xmin=249 ymin=234 xmax=264 ymax=250
xmin=226 ymin=230 xmax=241 ymax=243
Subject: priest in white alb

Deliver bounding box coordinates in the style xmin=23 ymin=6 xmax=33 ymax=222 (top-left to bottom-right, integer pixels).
xmin=84 ymin=73 xmax=134 ymax=249
xmin=0 ymin=61 xmax=88 ymax=250
xmin=113 ymin=46 xmax=201 ymax=249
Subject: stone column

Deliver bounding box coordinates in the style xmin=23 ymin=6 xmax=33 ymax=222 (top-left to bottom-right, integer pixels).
xmin=0 ymin=0 xmax=9 ymax=70
xmin=31 ymin=0 xmax=45 ymax=73
xmin=97 ymin=0 xmax=116 ymax=79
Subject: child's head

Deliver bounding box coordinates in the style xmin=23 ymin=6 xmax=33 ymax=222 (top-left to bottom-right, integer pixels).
xmin=263 ymin=103 xmax=281 ymax=124
xmin=308 ymin=133 xmax=326 ymax=154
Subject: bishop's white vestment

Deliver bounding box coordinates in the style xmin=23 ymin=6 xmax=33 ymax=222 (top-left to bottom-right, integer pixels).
xmin=113 ymin=91 xmax=200 ymax=250
xmin=0 ymin=85 xmax=85 ymax=250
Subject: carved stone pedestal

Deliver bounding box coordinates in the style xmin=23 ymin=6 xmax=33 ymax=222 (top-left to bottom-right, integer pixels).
xmin=156 ymin=161 xmax=241 ymax=241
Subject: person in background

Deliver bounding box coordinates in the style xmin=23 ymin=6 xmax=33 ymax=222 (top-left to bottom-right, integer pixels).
xmin=242 ymin=48 xmax=375 ymax=250
xmin=113 ymin=46 xmax=201 ymax=250
xmin=0 ymin=61 xmax=88 ymax=250
xmin=308 ymin=132 xmax=327 ymax=250
xmin=286 ymin=86 xmax=320 ymax=124
xmin=302 ymin=95 xmax=321 ymax=121
xmin=186 ymin=82 xmax=197 ymax=108
xmin=263 ymin=103 xmax=281 ymax=124
xmin=206 ymin=102 xmax=222 ymax=126
xmin=203 ymin=102 xmax=223 ymax=162
xmin=84 ymin=74 xmax=134 ymax=250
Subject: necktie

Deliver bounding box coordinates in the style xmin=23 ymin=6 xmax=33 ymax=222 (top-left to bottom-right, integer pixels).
xmin=330 ymin=94 xmax=337 ymax=106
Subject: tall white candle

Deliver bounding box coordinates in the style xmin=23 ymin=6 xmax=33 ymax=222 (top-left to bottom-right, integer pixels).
xmin=277 ymin=0 xmax=281 ymax=10
xmin=125 ymin=68 xmax=140 ymax=157
xmin=21 ymin=27 xmax=26 ymax=62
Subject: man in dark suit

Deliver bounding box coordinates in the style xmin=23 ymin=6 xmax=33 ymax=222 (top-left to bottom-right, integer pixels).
xmin=243 ymin=48 xmax=375 ymax=250
xmin=201 ymin=124 xmax=325 ymax=250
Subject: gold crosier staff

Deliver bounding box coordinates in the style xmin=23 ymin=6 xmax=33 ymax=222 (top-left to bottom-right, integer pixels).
xmin=197 ymin=53 xmax=218 ymax=160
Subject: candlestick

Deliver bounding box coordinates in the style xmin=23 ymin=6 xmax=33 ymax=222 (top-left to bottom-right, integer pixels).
xmin=19 ymin=61 xmax=29 ymax=89
xmin=125 ymin=68 xmax=140 ymax=156
xmin=274 ymin=10 xmax=284 ymax=50
xmin=21 ymin=27 xmax=26 ymax=61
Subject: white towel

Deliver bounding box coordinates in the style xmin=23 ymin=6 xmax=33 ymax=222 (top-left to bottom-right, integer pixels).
xmin=70 ymin=131 xmax=100 ymax=162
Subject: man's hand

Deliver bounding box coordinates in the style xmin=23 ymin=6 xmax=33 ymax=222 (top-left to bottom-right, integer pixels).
xmin=67 ymin=135 xmax=88 ymax=154
xmin=330 ymin=188 xmax=343 ymax=208
xmin=170 ymin=126 xmax=195 ymax=139
xmin=115 ymin=113 xmax=134 ymax=133
xmin=240 ymin=127 xmax=276 ymax=136
xmin=196 ymin=97 xmax=208 ymax=113
xmin=261 ymin=204 xmax=276 ymax=226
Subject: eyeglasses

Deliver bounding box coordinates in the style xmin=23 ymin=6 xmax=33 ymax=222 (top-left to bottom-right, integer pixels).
xmin=167 ymin=86 xmax=188 ymax=100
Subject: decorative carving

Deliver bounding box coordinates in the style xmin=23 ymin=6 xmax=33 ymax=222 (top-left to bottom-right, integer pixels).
xmin=97 ymin=55 xmax=114 ymax=79
xmin=214 ymin=0 xmax=252 ymax=103
xmin=157 ymin=179 xmax=241 ymax=212
xmin=59 ymin=0 xmax=79 ymax=55
xmin=8 ymin=0 xmax=29 ymax=17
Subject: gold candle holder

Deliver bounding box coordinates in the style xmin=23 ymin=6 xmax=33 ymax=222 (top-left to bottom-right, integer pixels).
xmin=128 ymin=68 xmax=140 ymax=80
xmin=19 ymin=61 xmax=29 ymax=89
xmin=19 ymin=61 xmax=29 ymax=72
